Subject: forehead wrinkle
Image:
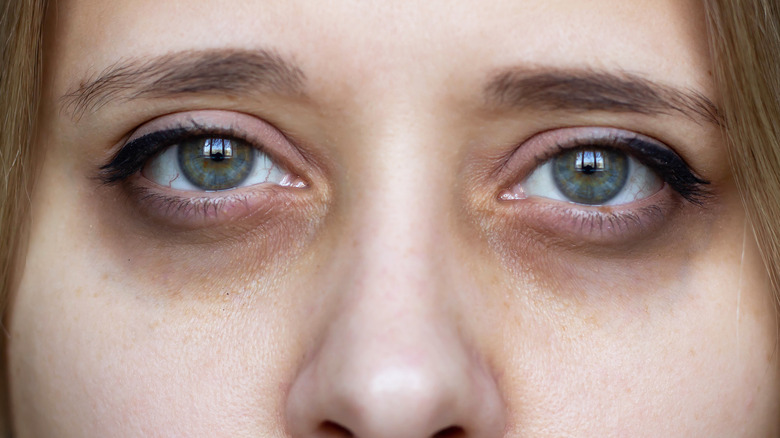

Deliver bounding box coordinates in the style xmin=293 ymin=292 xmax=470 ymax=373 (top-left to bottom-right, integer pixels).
xmin=484 ymin=68 xmax=723 ymax=126
xmin=60 ymin=48 xmax=307 ymax=120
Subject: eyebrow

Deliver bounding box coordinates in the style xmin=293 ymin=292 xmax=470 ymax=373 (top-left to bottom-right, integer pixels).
xmin=484 ymin=69 xmax=723 ymax=126
xmin=62 ymin=49 xmax=306 ymax=119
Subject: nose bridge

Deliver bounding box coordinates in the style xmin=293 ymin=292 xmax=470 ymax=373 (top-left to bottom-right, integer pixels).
xmin=285 ymin=124 xmax=505 ymax=438
xmin=350 ymin=113 xmax=454 ymax=277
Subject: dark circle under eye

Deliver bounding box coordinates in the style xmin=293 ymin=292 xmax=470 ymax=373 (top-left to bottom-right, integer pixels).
xmin=178 ymin=138 xmax=254 ymax=191
xmin=552 ymin=147 xmax=629 ymax=205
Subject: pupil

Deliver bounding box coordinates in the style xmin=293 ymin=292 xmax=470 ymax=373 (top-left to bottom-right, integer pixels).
xmin=211 ymin=152 xmax=225 ymax=162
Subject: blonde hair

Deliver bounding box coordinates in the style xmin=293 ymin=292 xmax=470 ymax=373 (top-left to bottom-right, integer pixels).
xmin=707 ymin=0 xmax=780 ymax=302
xmin=0 ymin=0 xmax=779 ymax=434
xmin=0 ymin=0 xmax=46 ymax=310
xmin=0 ymin=0 xmax=46 ymax=434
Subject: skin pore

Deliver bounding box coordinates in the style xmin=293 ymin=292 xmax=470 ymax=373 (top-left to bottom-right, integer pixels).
xmin=7 ymin=0 xmax=780 ymax=436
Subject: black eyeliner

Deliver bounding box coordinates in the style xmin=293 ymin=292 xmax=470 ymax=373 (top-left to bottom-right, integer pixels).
xmin=100 ymin=123 xmax=254 ymax=185
xmin=100 ymin=127 xmax=194 ymax=184
xmin=559 ymin=134 xmax=712 ymax=205
xmin=623 ymin=136 xmax=711 ymax=205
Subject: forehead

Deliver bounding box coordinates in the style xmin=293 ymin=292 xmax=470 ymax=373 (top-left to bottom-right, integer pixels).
xmin=48 ymin=0 xmax=712 ymax=103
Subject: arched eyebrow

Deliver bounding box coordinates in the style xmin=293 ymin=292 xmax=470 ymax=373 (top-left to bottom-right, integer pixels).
xmin=61 ymin=49 xmax=306 ymax=119
xmin=484 ymin=69 xmax=723 ymax=126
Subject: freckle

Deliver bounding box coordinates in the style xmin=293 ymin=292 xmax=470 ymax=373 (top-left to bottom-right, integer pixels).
xmin=689 ymin=347 xmax=696 ymax=357
xmin=584 ymin=315 xmax=601 ymax=328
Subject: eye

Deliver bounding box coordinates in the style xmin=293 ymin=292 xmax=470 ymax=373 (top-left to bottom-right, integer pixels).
xmin=143 ymin=136 xmax=301 ymax=191
xmin=499 ymin=128 xmax=710 ymax=208
xmin=521 ymin=146 xmax=662 ymax=206
xmin=97 ymin=110 xmax=317 ymax=228
xmin=99 ymin=111 xmax=310 ymax=192
xmin=493 ymin=127 xmax=712 ymax=245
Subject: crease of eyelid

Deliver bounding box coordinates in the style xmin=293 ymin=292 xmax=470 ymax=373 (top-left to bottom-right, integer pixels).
xmin=60 ymin=48 xmax=307 ymax=120
xmin=483 ymin=69 xmax=724 ymax=127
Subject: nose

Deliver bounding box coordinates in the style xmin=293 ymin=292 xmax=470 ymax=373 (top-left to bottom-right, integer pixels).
xmin=285 ymin=282 xmax=506 ymax=438
xmin=285 ymin=199 xmax=506 ymax=437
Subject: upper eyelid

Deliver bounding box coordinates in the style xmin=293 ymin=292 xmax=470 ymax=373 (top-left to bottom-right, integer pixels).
xmin=503 ymin=127 xmax=693 ymax=176
xmin=118 ymin=109 xmax=302 ymax=158
xmin=98 ymin=111 xmax=305 ymax=184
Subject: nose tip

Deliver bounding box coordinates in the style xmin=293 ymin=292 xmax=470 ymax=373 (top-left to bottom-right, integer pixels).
xmin=309 ymin=367 xmax=466 ymax=437
xmin=286 ymin=346 xmax=505 ymax=438
xmin=285 ymin=304 xmax=506 ymax=438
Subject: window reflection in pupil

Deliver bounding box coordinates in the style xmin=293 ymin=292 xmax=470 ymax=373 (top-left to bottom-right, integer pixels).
xmin=576 ymin=150 xmax=605 ymax=175
xmin=201 ymin=138 xmax=233 ymax=162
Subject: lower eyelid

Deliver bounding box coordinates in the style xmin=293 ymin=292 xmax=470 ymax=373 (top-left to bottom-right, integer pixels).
xmin=492 ymin=185 xmax=679 ymax=248
xmin=125 ymin=177 xmax=309 ymax=231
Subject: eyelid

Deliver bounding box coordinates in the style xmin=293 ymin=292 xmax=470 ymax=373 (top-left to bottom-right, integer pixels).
xmin=497 ymin=126 xmax=711 ymax=204
xmin=99 ymin=110 xmax=309 ymax=185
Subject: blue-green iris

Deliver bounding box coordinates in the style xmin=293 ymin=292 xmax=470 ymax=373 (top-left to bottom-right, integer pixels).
xmin=552 ymin=148 xmax=628 ymax=205
xmin=178 ymin=138 xmax=254 ymax=191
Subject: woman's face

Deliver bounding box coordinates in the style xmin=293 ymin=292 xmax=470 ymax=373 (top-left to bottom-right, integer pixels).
xmin=9 ymin=0 xmax=780 ymax=436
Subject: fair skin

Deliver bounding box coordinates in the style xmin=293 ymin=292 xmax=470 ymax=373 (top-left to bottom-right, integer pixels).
xmin=7 ymin=0 xmax=780 ymax=436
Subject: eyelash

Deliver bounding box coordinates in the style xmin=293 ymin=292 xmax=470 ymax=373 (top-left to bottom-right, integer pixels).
xmin=100 ymin=123 xmax=262 ymax=184
xmin=534 ymin=134 xmax=711 ymax=205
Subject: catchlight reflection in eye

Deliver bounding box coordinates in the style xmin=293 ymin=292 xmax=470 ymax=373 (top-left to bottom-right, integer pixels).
xmin=511 ymin=147 xmax=663 ymax=206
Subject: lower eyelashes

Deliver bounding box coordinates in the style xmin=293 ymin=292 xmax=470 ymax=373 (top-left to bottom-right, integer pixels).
xmin=488 ymin=193 xmax=679 ymax=251
xmin=491 ymin=127 xmax=712 ymax=245
xmin=123 ymin=180 xmax=308 ymax=231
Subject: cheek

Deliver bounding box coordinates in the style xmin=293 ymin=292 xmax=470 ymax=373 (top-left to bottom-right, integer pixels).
xmin=493 ymin=222 xmax=780 ymax=435
xmin=9 ymin=259 xmax=301 ymax=436
xmin=7 ymin=183 xmax=314 ymax=436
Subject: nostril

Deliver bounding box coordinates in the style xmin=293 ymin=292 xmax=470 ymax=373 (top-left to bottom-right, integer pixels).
xmin=433 ymin=426 xmax=466 ymax=438
xmin=318 ymin=421 xmax=353 ymax=437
